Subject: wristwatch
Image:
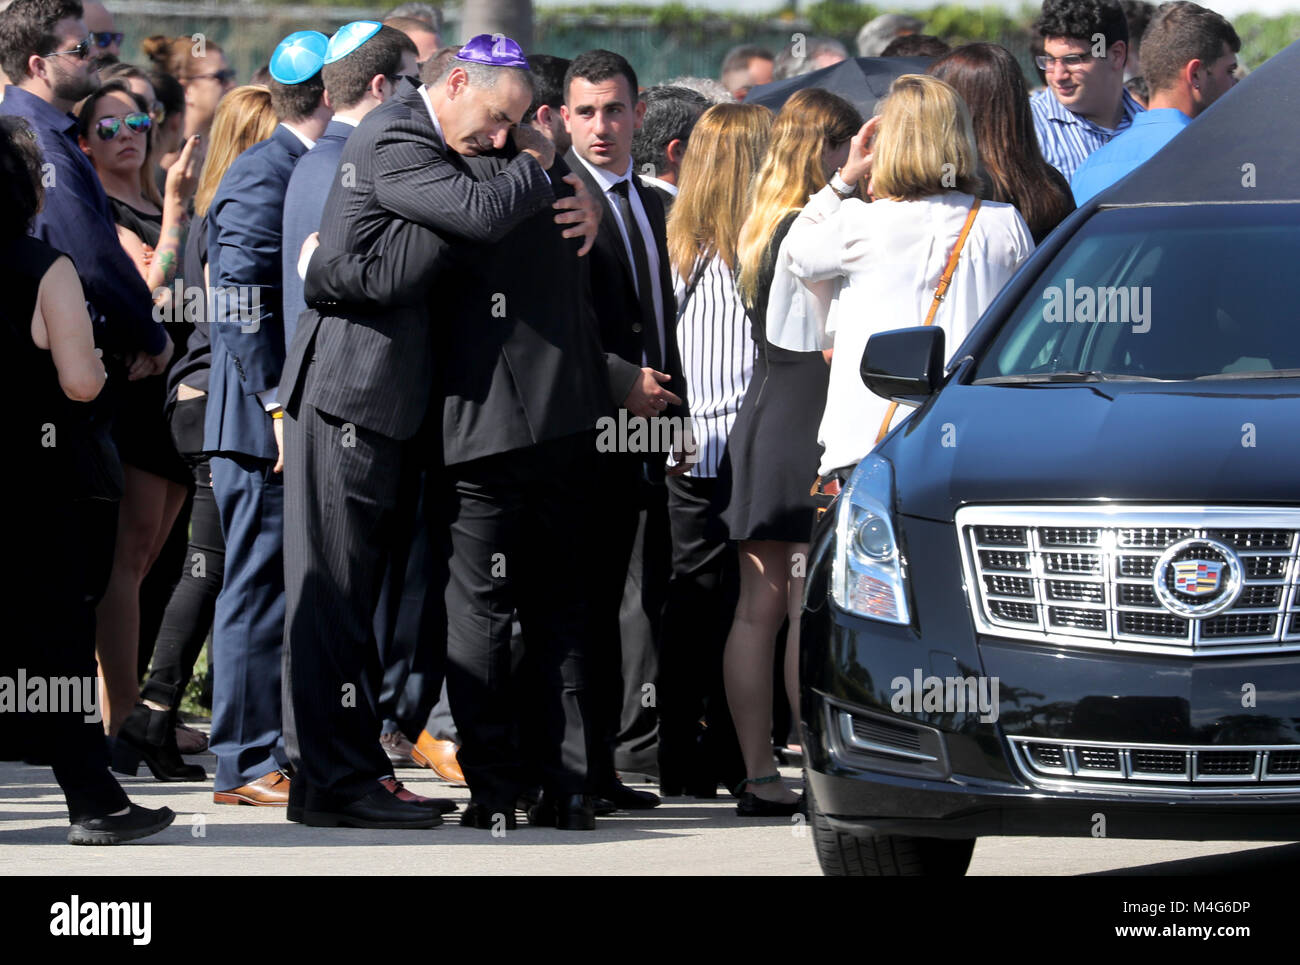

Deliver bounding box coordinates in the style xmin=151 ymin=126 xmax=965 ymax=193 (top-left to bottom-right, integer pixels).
xmin=830 ymin=169 xmax=855 ymax=198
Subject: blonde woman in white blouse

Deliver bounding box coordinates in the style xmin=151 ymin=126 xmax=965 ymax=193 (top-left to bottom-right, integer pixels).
xmin=776 ymin=74 xmax=1035 ymax=478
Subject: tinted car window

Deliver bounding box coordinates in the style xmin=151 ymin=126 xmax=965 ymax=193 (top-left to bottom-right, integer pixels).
xmin=974 ymin=204 xmax=1300 ymax=382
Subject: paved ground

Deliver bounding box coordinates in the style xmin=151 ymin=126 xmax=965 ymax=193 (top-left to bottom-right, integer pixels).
xmin=3 ymin=754 xmax=1298 ymax=874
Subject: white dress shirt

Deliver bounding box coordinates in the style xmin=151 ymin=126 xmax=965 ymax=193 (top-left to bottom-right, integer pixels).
xmin=575 ymin=153 xmax=666 ymax=367
xmin=417 ymin=85 xmax=446 ymax=146
xmin=779 ymin=186 xmax=1035 ymax=475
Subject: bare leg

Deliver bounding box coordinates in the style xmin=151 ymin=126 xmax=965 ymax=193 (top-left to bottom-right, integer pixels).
xmin=723 ymin=540 xmax=800 ymax=805
xmin=96 ymin=466 xmax=186 ymax=735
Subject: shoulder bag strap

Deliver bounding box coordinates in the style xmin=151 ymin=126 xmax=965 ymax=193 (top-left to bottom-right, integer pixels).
xmin=874 ymin=198 xmax=981 ymax=445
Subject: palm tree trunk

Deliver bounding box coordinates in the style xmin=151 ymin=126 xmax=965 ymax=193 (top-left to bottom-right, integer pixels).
xmin=461 ymin=0 xmax=535 ymax=51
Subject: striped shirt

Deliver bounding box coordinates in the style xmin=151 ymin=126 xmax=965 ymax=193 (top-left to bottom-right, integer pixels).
xmin=673 ymin=254 xmax=756 ymax=478
xmin=1031 ymin=86 xmax=1145 ymax=183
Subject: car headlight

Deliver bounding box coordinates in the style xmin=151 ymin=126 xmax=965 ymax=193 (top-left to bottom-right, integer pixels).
xmin=831 ymin=454 xmax=910 ymax=624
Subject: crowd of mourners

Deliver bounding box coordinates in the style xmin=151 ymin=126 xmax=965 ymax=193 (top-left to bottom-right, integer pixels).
xmin=0 ymin=0 xmax=1243 ymax=843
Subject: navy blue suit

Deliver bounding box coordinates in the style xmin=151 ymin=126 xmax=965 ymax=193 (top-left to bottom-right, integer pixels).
xmin=204 ymin=124 xmax=309 ymax=792
xmin=282 ymin=119 xmax=355 ymax=348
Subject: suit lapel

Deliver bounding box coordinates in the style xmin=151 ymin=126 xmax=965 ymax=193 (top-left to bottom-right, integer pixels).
xmin=566 ymin=148 xmax=636 ymax=286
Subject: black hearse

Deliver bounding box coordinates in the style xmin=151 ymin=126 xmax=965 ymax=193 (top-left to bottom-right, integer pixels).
xmin=800 ymin=41 xmax=1300 ymax=875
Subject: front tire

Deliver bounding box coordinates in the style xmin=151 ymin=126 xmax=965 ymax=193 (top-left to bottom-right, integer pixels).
xmin=808 ymin=786 xmax=975 ymax=876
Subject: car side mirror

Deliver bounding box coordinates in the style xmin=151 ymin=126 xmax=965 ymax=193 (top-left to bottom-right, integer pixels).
xmin=861 ymin=326 xmax=945 ymax=406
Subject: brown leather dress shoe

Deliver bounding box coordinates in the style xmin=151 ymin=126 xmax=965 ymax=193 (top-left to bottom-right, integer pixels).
xmin=410 ymin=731 xmax=467 ymax=786
xmin=213 ymin=770 xmax=291 ymax=806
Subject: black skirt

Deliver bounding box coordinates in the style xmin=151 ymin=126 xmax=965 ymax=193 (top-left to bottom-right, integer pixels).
xmin=718 ymin=343 xmax=829 ymax=543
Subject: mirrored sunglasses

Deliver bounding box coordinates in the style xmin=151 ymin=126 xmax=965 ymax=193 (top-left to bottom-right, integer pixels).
xmin=95 ymin=112 xmax=152 ymax=140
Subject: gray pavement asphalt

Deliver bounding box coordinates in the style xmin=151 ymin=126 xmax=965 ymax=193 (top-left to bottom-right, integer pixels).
xmin=3 ymin=755 xmax=1298 ymax=875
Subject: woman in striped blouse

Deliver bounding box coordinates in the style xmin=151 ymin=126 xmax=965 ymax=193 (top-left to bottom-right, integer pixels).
xmin=658 ymin=103 xmax=773 ymax=798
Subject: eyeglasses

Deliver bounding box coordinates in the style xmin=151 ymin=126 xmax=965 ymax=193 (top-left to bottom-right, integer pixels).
xmin=94 ymin=112 xmax=152 ymax=140
xmin=1034 ymin=52 xmax=1097 ymax=71
xmin=42 ymin=36 xmax=92 ymax=61
xmin=186 ymin=68 xmax=237 ymax=85
xmin=90 ymin=32 xmax=124 ymax=48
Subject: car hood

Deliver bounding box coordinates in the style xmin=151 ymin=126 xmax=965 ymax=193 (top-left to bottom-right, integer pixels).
xmin=888 ymin=378 xmax=1300 ymax=522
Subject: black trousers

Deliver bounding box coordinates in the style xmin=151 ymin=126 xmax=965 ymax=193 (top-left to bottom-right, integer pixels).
xmin=589 ymin=455 xmax=671 ymax=785
xmin=2 ymin=497 xmax=130 ymax=824
xmin=440 ymin=431 xmax=600 ymax=810
xmin=658 ymin=473 xmax=745 ymax=790
xmin=282 ymin=392 xmax=435 ymax=809
xmin=140 ymin=454 xmax=224 ymax=709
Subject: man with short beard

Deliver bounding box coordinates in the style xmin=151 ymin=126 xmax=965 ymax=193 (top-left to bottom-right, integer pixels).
xmin=0 ymin=0 xmax=173 ymax=373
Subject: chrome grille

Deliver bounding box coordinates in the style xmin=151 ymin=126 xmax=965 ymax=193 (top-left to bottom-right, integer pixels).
xmin=1009 ymin=737 xmax=1300 ymax=791
xmin=957 ymin=507 xmax=1300 ymax=656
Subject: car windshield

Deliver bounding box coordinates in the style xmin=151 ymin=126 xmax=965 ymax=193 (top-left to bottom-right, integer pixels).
xmin=973 ymin=204 xmax=1300 ymax=383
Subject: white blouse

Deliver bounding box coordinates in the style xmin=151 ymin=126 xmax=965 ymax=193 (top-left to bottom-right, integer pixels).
xmin=775 ymin=186 xmax=1034 ymax=475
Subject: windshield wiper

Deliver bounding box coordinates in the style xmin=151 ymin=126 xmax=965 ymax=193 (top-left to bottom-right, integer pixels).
xmin=973 ymin=371 xmax=1166 ymax=384
xmin=1193 ymin=368 xmax=1300 ymax=381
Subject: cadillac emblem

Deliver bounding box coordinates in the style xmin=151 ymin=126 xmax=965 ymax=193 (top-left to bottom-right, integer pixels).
xmin=1153 ymin=538 xmax=1242 ymax=618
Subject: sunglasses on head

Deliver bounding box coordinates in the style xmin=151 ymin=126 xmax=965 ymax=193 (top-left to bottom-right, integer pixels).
xmin=95 ymin=112 xmax=152 ymax=140
xmin=91 ymin=32 xmax=125 ymax=48
xmin=42 ymin=36 xmax=92 ymax=61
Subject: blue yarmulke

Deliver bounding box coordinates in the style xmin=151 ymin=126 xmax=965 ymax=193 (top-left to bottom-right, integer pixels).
xmin=325 ymin=21 xmax=382 ymax=65
xmin=270 ymin=30 xmax=328 ymax=85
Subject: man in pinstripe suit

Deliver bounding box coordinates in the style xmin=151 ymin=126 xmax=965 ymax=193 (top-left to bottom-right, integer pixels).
xmin=279 ymin=39 xmax=603 ymax=829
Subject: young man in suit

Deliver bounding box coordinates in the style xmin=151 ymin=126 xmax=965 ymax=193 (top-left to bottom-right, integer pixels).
xmin=279 ymin=37 xmax=603 ymax=829
xmin=204 ymin=31 xmax=332 ymax=809
xmin=563 ymin=49 xmax=686 ymax=806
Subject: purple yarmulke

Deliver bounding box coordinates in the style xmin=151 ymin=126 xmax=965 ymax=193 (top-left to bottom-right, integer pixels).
xmin=455 ymin=33 xmax=530 ymax=70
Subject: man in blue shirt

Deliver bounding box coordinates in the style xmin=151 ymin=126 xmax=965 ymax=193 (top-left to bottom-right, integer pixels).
xmin=1072 ymin=2 xmax=1240 ymax=204
xmin=1030 ymin=0 xmax=1145 ymax=183
xmin=0 ymin=0 xmax=171 ymax=371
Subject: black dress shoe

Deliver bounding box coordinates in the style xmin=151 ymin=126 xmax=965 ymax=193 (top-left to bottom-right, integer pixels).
xmin=461 ymin=801 xmax=517 ymax=830
xmin=68 ymin=804 xmax=175 ymax=845
xmin=598 ymin=780 xmax=660 ymax=810
xmin=301 ymin=787 xmax=442 ymax=829
xmin=527 ymin=791 xmax=596 ymax=830
xmin=591 ymin=796 xmax=617 ymax=816
xmin=111 ymin=703 xmax=206 ymax=782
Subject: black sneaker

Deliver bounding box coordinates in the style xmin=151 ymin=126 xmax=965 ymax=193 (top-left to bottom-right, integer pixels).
xmin=67 ymin=804 xmax=175 ymax=845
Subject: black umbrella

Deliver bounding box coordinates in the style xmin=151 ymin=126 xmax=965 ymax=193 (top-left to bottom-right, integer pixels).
xmin=744 ymin=55 xmax=935 ymax=119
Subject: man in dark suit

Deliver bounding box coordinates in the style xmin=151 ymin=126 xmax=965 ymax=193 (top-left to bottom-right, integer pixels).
xmin=279 ymin=37 xmax=602 ymax=829
xmin=630 ymin=84 xmax=709 ymax=212
xmin=204 ymin=32 xmax=333 ymax=808
xmin=563 ymin=50 xmax=687 ymax=804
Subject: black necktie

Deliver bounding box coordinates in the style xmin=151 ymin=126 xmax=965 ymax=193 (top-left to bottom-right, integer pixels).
xmin=611 ymin=180 xmax=662 ymax=371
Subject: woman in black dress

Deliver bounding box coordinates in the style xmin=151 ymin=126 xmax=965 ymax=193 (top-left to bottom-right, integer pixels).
xmin=75 ymin=81 xmax=203 ymax=738
xmin=722 ymin=89 xmax=861 ymax=815
xmin=0 ymin=116 xmax=173 ymax=843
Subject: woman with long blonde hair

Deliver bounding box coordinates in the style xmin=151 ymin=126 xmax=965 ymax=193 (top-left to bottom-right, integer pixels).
xmin=659 ymin=102 xmax=772 ymax=797
xmin=780 ymin=74 xmax=1033 ymax=477
xmin=113 ymin=86 xmax=277 ymax=782
xmin=720 ymin=88 xmax=861 ymax=816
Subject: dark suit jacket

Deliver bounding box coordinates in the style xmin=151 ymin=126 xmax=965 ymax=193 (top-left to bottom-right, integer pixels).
xmin=565 ymin=148 xmax=684 ymax=417
xmin=281 ymin=118 xmax=355 ymax=349
xmin=297 ymin=146 xmax=612 ymax=466
xmin=279 ymin=83 xmax=557 ymax=442
xmin=204 ymin=124 xmax=308 ymax=460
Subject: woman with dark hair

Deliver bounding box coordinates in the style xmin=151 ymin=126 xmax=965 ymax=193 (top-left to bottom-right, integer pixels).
xmin=122 ymin=86 xmax=277 ymax=781
xmin=98 ymin=62 xmax=187 ymax=196
xmin=0 ymin=115 xmax=174 ymax=844
xmin=75 ymin=80 xmax=203 ymax=749
xmin=928 ymin=43 xmax=1075 ymax=243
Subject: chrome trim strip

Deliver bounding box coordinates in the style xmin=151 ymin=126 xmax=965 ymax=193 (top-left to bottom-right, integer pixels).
xmin=836 ymin=711 xmax=938 ymax=763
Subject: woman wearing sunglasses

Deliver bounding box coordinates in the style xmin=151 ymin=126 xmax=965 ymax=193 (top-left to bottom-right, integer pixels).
xmin=75 ymin=79 xmax=204 ymax=746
